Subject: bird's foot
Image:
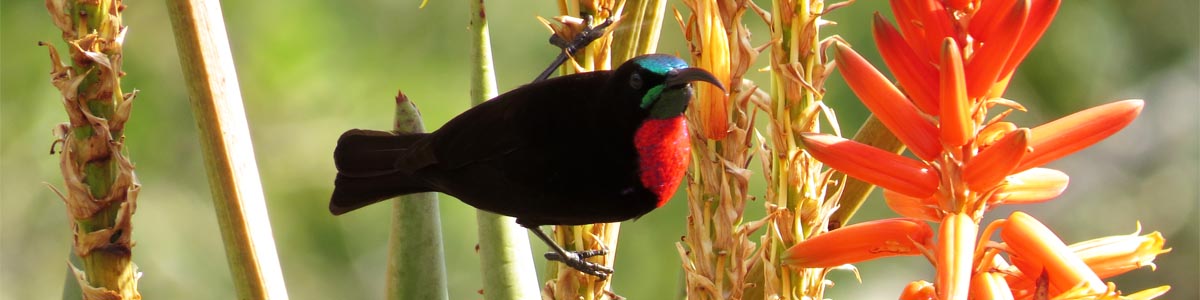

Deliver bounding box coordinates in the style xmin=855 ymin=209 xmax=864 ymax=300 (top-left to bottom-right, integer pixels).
xmin=544 ymin=248 xmax=615 ymax=280
xmin=548 ymin=15 xmax=615 ymax=54
xmin=535 ymin=15 xmax=615 ymax=82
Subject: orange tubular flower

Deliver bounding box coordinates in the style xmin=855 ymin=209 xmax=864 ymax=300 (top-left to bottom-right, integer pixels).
xmin=1001 ymin=211 xmax=1106 ymax=295
xmin=936 ymin=213 xmax=977 ymax=300
xmin=962 ymin=129 xmax=1029 ymax=191
xmin=1017 ymin=99 xmax=1144 ymax=172
xmin=874 ymin=13 xmax=940 ymax=114
xmin=988 ymin=167 xmax=1068 ymax=205
xmin=970 ymin=271 xmax=1015 ymax=300
xmin=834 ymin=43 xmax=942 ymax=161
xmin=799 ymin=133 xmax=939 ymax=198
xmin=783 ymin=218 xmax=933 ymax=268
xmin=939 ymin=38 xmax=972 ymax=147
xmin=964 ymin=0 xmax=1027 ymax=99
xmin=884 ymin=189 xmax=941 ymax=222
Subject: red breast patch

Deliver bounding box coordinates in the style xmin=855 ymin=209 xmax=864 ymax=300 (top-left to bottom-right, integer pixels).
xmin=633 ymin=116 xmax=690 ymax=207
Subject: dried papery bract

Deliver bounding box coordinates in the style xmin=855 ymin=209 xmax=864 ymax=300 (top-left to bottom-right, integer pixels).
xmin=674 ymin=0 xmax=763 ymax=298
xmin=42 ymin=0 xmax=142 ymax=299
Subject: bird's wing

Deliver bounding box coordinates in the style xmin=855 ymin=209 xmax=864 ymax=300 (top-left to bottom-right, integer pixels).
xmin=412 ymin=72 xmax=614 ymax=172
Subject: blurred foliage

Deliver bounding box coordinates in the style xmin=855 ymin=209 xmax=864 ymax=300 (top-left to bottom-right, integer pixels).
xmin=2 ymin=0 xmax=1196 ymax=299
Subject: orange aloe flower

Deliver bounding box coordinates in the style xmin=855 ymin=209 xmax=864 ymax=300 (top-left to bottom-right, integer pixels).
xmin=784 ymin=0 xmax=1166 ymax=299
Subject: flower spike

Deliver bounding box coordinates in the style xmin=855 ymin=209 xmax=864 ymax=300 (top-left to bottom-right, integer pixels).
xmin=834 ymin=43 xmax=942 ymax=161
xmin=1017 ymin=100 xmax=1144 ymax=172
xmin=800 ymin=133 xmax=939 ymax=198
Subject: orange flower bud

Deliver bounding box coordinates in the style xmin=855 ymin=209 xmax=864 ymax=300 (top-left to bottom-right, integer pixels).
xmin=939 ymin=38 xmax=973 ymax=147
xmin=783 ymin=218 xmax=933 ymax=268
xmin=963 ymin=129 xmax=1029 ymax=191
xmin=1001 ymin=211 xmax=1106 ymax=295
xmin=900 ymin=280 xmax=937 ymax=300
xmin=800 ymin=133 xmax=939 ymax=199
xmin=969 ymin=0 xmax=1019 ymax=41
xmin=977 ymin=121 xmax=1019 ymax=149
xmin=970 ymin=271 xmax=1016 ymax=300
xmin=834 ymin=43 xmax=942 ymax=161
xmin=997 ymin=0 xmax=1062 ymax=86
xmin=936 ymin=213 xmax=978 ymax=300
xmin=1017 ymin=100 xmax=1143 ymax=172
xmin=883 ymin=189 xmax=941 ymax=221
xmin=989 ymin=167 xmax=1068 ymax=205
xmin=965 ymin=0 xmax=1028 ymax=99
xmin=874 ymin=13 xmax=939 ymax=115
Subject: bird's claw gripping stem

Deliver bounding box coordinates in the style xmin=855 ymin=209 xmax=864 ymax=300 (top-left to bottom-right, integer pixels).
xmin=544 ymin=249 xmax=615 ymax=280
xmin=529 ymin=225 xmax=616 ymax=280
xmin=535 ymin=15 xmax=615 ymax=82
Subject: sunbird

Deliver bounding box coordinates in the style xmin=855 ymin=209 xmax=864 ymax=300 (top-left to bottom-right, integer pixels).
xmin=330 ymin=53 xmax=722 ymax=279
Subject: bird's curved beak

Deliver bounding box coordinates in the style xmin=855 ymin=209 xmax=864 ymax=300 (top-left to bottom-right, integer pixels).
xmin=665 ymin=67 xmax=725 ymax=92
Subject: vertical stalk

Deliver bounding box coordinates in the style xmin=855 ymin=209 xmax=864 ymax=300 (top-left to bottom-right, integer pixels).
xmin=675 ymin=0 xmax=762 ymax=298
xmin=758 ymin=0 xmax=856 ymax=298
xmin=165 ymin=0 xmax=290 ymax=298
xmin=43 ymin=0 xmax=140 ymax=298
xmin=385 ymin=92 xmax=449 ymax=300
xmin=470 ymin=0 xmax=540 ymax=299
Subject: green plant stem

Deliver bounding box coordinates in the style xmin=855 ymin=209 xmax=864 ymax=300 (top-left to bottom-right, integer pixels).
xmin=469 ymin=0 xmax=539 ymax=299
xmin=165 ymin=0 xmax=289 ymax=298
xmin=610 ymin=0 xmax=667 ymax=64
xmin=385 ymin=94 xmax=450 ymax=300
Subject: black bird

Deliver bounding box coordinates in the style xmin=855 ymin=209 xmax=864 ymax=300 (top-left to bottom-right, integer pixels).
xmin=331 ymin=54 xmax=723 ymax=278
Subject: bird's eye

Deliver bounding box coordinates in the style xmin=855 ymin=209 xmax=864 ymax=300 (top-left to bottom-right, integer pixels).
xmin=629 ymin=73 xmax=643 ymax=90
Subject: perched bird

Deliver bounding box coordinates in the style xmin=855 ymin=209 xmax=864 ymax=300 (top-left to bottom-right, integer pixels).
xmin=331 ymin=54 xmax=722 ymax=278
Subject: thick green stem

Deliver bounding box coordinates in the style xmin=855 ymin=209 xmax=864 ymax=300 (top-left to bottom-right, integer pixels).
xmin=166 ymin=0 xmax=289 ymax=298
xmin=470 ymin=0 xmax=540 ymax=299
xmin=385 ymin=94 xmax=450 ymax=300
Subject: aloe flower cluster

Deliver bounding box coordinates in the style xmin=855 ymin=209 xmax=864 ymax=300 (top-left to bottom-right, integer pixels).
xmin=781 ymin=1 xmax=1170 ymax=299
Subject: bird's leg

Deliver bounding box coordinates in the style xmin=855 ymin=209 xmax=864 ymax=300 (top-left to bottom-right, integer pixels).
xmin=534 ymin=14 xmax=615 ymax=82
xmin=528 ymin=226 xmax=615 ymax=280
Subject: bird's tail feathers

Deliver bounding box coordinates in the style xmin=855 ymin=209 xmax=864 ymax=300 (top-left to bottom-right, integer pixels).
xmin=331 ymin=129 xmax=433 ymax=215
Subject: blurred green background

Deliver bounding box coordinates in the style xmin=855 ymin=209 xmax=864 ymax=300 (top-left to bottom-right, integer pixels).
xmin=3 ymin=0 xmax=1196 ymax=299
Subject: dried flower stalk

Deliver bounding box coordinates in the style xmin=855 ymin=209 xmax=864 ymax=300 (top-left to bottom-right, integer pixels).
xmin=674 ymin=0 xmax=765 ymax=298
xmin=42 ymin=0 xmax=141 ymax=299
xmin=758 ymin=0 xmax=850 ymax=298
